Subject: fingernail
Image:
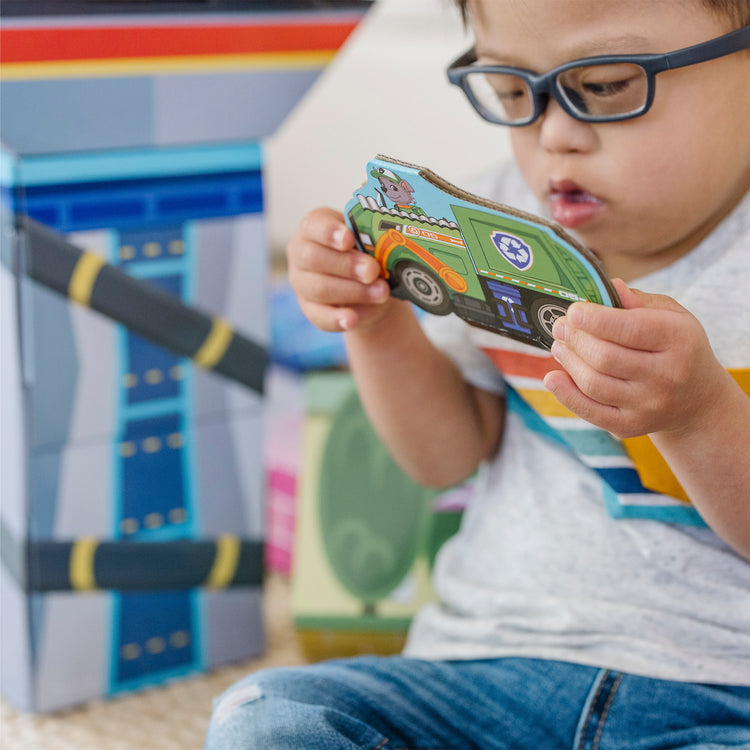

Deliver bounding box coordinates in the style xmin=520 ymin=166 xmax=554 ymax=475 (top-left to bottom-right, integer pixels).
xmin=552 ymin=317 xmax=566 ymax=340
xmin=568 ymin=305 xmax=584 ymax=327
xmin=551 ymin=339 xmax=565 ymax=363
xmin=355 ymin=260 xmax=371 ymax=283
xmin=332 ymin=227 xmax=347 ymax=248
xmin=369 ymin=281 xmax=387 ymax=301
xmin=338 ymin=316 xmax=351 ymax=331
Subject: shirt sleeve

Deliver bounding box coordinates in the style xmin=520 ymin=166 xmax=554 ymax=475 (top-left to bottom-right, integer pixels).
xmin=421 ymin=313 xmax=506 ymax=396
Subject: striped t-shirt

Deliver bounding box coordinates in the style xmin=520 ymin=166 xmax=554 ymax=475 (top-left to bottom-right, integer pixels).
xmin=405 ymin=164 xmax=750 ymax=684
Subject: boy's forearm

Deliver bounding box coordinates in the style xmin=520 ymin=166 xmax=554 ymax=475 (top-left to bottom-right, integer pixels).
xmin=651 ymin=373 xmax=750 ymax=560
xmin=344 ymin=300 xmax=504 ymax=488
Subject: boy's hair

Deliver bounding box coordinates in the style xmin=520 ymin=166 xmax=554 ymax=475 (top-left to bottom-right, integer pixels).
xmin=453 ymin=1 xmax=750 ymax=28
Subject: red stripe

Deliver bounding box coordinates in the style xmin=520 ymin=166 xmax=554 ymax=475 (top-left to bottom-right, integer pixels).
xmin=481 ymin=347 xmax=557 ymax=380
xmin=1 ymin=22 xmax=359 ymax=63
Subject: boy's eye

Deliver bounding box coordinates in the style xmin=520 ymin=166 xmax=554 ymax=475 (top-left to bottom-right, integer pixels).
xmin=494 ymin=87 xmax=526 ymax=102
xmin=581 ymin=78 xmax=632 ymax=96
xmin=559 ymin=63 xmax=647 ymax=115
xmin=484 ymin=74 xmax=525 ymax=99
xmin=475 ymin=72 xmax=532 ymax=119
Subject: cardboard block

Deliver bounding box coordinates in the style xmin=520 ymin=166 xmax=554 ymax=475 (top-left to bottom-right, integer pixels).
xmin=291 ymin=372 xmax=467 ymax=661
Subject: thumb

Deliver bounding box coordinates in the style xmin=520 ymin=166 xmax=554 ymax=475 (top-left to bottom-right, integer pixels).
xmin=612 ymin=278 xmax=685 ymax=314
xmin=612 ymin=278 xmax=647 ymax=309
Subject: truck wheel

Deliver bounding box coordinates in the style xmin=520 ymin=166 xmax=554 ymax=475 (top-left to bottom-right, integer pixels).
xmin=530 ymin=297 xmax=570 ymax=347
xmin=393 ymin=261 xmax=452 ymax=315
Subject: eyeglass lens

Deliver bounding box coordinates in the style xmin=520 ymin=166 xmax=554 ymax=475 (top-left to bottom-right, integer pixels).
xmin=465 ymin=62 xmax=649 ymax=123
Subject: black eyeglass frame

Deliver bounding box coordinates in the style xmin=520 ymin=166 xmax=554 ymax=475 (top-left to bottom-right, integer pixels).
xmin=447 ymin=23 xmax=750 ymax=126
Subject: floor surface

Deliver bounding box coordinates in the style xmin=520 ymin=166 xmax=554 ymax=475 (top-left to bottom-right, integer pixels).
xmin=1 ymin=574 xmax=305 ymax=750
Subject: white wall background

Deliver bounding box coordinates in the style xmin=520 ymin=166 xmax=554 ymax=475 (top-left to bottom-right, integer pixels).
xmin=264 ymin=0 xmax=512 ymax=256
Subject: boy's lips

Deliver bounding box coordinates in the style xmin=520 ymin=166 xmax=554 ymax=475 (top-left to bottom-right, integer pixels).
xmin=547 ymin=179 xmax=604 ymax=229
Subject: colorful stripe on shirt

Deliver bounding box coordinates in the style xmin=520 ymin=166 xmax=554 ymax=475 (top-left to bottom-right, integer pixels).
xmin=481 ymin=344 xmax=707 ymax=525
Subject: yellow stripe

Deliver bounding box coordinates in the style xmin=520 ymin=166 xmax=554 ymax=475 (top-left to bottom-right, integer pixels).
xmin=193 ymin=317 xmax=233 ymax=369
xmin=0 ymin=51 xmax=336 ymax=81
xmin=622 ymin=368 xmax=748 ymax=502
xmin=68 ymin=252 xmax=106 ymax=307
xmin=206 ymin=535 xmax=241 ymax=588
xmin=729 ymin=367 xmax=750 ymax=393
xmin=517 ymin=388 xmax=577 ymax=418
xmin=69 ymin=538 xmax=99 ymax=591
xmin=622 ymin=435 xmax=690 ymax=503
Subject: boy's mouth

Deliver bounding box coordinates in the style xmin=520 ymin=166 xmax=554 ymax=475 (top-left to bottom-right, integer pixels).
xmin=547 ymin=180 xmax=604 ymax=229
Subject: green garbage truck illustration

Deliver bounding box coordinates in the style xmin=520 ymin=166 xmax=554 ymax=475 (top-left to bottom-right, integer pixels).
xmin=346 ymin=156 xmax=620 ymax=350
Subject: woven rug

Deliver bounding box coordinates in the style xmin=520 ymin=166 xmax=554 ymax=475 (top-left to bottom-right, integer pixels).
xmin=1 ymin=574 xmax=306 ymax=750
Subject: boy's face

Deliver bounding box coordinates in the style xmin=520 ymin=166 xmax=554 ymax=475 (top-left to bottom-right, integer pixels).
xmin=469 ymin=0 xmax=750 ymax=280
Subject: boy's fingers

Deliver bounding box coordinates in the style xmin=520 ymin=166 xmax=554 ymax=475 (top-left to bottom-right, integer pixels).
xmin=290 ymin=236 xmax=381 ymax=283
xmin=299 ymin=299 xmax=390 ymax=333
xmin=298 ymin=300 xmax=355 ymax=332
xmin=551 ymin=327 xmax=649 ymax=382
xmin=289 ymin=209 xmax=382 ymax=284
xmin=612 ymin=278 xmax=684 ymax=314
xmin=612 ymin=278 xmax=650 ymax=310
xmin=297 ymin=208 xmax=353 ymax=251
xmin=559 ymin=297 xmax=687 ymax=352
xmin=292 ymin=268 xmax=389 ymax=307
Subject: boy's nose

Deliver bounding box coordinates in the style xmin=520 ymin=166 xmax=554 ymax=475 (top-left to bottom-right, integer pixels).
xmin=538 ymin=98 xmax=597 ymax=154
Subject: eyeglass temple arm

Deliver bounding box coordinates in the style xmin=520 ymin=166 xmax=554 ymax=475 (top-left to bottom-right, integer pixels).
xmin=447 ymin=47 xmax=478 ymax=79
xmin=663 ymin=23 xmax=750 ymax=70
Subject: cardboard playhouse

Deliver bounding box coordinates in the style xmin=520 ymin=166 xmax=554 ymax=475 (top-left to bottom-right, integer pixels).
xmin=0 ymin=144 xmax=270 ymax=714
xmin=0 ymin=0 xmax=372 ymax=713
xmin=291 ymin=371 xmax=471 ymax=661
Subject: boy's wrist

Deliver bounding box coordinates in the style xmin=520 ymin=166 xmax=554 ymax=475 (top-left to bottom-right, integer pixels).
xmin=649 ymin=370 xmax=750 ymax=557
xmin=648 ymin=367 xmax=750 ymax=494
xmin=653 ymin=365 xmax=740 ymax=445
xmin=344 ymin=298 xmax=419 ymax=350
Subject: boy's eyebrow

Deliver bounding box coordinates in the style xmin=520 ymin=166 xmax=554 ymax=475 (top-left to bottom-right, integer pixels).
xmin=567 ymin=34 xmax=656 ymax=57
xmin=476 ymin=34 xmax=655 ymax=68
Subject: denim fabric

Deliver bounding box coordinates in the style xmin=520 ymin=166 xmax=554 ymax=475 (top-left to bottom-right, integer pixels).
xmin=204 ymin=655 xmax=750 ymax=749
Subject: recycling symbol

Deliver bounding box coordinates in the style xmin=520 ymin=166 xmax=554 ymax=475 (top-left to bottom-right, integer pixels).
xmin=490 ymin=231 xmax=533 ymax=271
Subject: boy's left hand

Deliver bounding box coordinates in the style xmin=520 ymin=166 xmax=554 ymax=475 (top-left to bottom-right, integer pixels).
xmin=543 ymin=278 xmax=729 ymax=439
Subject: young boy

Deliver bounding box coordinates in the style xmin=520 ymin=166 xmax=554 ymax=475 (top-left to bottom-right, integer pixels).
xmin=206 ymin=1 xmax=750 ymax=747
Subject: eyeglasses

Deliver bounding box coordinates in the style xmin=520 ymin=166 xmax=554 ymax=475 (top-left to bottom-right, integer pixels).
xmin=447 ymin=24 xmax=750 ymax=126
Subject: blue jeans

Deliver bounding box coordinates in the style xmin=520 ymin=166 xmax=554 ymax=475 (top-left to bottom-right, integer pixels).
xmin=204 ymin=655 xmax=750 ymax=749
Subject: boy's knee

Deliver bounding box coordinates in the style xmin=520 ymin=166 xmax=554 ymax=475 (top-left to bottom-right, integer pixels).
xmin=207 ymin=667 xmax=298 ymax=733
xmin=210 ymin=678 xmax=265 ymax=727
xmin=205 ymin=665 xmax=389 ymax=750
xmin=209 ymin=665 xmax=328 ymax=721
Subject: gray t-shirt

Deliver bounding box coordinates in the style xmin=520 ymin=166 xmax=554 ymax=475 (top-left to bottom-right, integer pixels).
xmin=404 ymin=163 xmax=750 ymax=685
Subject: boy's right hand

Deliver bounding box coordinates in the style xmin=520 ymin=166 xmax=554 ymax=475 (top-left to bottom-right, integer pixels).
xmin=286 ymin=207 xmax=392 ymax=332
